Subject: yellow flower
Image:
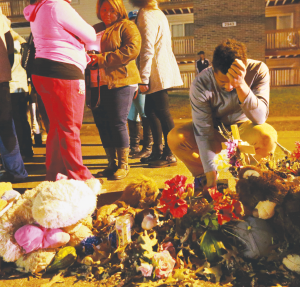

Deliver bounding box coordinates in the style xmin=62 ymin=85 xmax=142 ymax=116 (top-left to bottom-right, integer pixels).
xmin=214 ymin=150 xmax=231 ymax=172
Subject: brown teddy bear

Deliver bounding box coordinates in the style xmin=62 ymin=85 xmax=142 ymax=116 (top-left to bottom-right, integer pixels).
xmin=236 ymin=166 xmax=300 ymax=245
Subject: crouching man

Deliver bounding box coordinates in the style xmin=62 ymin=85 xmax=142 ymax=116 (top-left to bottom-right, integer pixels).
xmin=168 ymin=39 xmax=277 ymax=189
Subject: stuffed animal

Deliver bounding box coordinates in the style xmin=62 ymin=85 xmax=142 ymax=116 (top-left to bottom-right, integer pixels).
xmin=94 ymin=175 xmax=159 ymax=230
xmin=0 ymin=178 xmax=102 ymax=273
xmin=235 ymin=166 xmax=300 ymax=245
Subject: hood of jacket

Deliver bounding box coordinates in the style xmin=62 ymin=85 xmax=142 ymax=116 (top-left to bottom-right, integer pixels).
xmin=23 ymin=0 xmax=48 ymax=22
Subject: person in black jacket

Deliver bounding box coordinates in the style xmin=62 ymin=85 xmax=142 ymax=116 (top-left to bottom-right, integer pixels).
xmin=196 ymin=51 xmax=210 ymax=74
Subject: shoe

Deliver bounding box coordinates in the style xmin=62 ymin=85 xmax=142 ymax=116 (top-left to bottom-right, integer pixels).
xmin=148 ymin=153 xmax=177 ymax=168
xmin=96 ymin=148 xmax=118 ymax=178
xmin=132 ymin=117 xmax=153 ymax=159
xmin=34 ymin=134 xmax=43 ymax=147
xmin=21 ymin=148 xmax=34 ymax=158
xmin=0 ymin=171 xmax=26 ymax=183
xmin=110 ymin=147 xmax=130 ymax=180
xmin=140 ymin=144 xmax=163 ymax=164
xmin=128 ymin=120 xmax=141 ymax=156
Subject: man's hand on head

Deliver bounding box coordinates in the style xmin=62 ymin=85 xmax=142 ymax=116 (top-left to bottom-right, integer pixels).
xmin=226 ymin=59 xmax=246 ymax=89
xmin=227 ymin=59 xmax=251 ymax=103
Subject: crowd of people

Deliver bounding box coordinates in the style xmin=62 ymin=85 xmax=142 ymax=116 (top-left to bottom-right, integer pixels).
xmin=0 ymin=0 xmax=278 ymax=191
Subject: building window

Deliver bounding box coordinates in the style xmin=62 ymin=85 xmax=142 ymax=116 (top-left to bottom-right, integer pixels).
xmin=185 ymin=23 xmax=194 ymax=36
xmin=0 ymin=0 xmax=29 ymax=17
xmin=266 ymin=14 xmax=293 ymax=30
xmin=171 ymin=23 xmax=194 ymax=37
xmin=172 ymin=24 xmax=184 ymax=37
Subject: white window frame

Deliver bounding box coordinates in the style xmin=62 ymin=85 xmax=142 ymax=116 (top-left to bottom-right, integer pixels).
xmin=170 ymin=22 xmax=194 ymax=37
xmin=266 ymin=13 xmax=294 ymax=30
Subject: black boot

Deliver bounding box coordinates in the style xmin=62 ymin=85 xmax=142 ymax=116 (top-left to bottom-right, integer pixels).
xmin=133 ymin=117 xmax=153 ymax=159
xmin=96 ymin=148 xmax=118 ymax=177
xmin=140 ymin=144 xmax=163 ymax=164
xmin=148 ymin=148 xmax=177 ymax=168
xmin=128 ymin=119 xmax=141 ymax=156
xmin=34 ymin=134 xmax=43 ymax=147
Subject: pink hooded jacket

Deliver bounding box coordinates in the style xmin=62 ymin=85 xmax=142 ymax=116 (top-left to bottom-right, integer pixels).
xmin=24 ymin=0 xmax=96 ymax=73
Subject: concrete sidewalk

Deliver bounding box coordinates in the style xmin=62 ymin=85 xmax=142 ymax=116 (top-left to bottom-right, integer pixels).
xmin=11 ymin=120 xmax=300 ymax=197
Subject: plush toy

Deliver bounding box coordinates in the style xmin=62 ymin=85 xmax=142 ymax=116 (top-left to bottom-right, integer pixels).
xmin=0 ymin=178 xmax=102 ymax=273
xmin=118 ymin=175 xmax=159 ymax=208
xmin=94 ymin=175 xmax=159 ymax=230
xmin=236 ymin=166 xmax=300 ymax=245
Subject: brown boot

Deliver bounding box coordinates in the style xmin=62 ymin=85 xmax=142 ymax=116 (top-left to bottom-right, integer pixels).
xmin=96 ymin=148 xmax=118 ymax=178
xmin=110 ymin=147 xmax=130 ymax=180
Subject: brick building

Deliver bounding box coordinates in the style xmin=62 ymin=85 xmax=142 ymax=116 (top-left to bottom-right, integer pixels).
xmin=1 ymin=0 xmax=300 ymax=88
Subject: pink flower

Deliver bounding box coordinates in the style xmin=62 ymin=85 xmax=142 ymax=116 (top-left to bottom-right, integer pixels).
xmin=154 ymin=250 xmax=176 ymax=278
xmin=169 ymin=198 xmax=188 ymax=218
xmin=159 ymin=242 xmax=176 ymax=259
xmin=137 ymin=263 xmax=153 ymax=277
xmin=292 ymin=141 xmax=300 ymax=160
xmin=225 ymin=139 xmax=239 ymax=157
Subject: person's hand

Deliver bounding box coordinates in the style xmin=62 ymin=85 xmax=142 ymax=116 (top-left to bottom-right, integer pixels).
xmin=226 ymin=59 xmax=246 ymax=89
xmin=139 ymin=85 xmax=149 ymax=93
xmin=205 ymin=170 xmax=217 ymax=189
xmin=87 ymin=54 xmax=99 ymax=69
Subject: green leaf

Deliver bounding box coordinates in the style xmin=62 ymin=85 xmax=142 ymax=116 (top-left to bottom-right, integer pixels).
xmin=199 ymin=230 xmax=226 ymax=263
xmin=204 ymin=217 xmax=210 ymax=227
xmin=46 ymin=247 xmax=77 ymax=273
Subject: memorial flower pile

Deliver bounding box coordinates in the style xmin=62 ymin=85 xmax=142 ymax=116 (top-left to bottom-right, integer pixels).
xmin=2 ymin=155 xmax=300 ymax=286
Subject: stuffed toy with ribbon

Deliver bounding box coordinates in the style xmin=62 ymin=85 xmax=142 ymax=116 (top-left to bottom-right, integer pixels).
xmin=14 ymin=224 xmax=70 ymax=253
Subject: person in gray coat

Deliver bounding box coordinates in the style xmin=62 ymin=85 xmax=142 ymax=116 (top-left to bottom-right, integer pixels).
xmin=130 ymin=0 xmax=183 ymax=168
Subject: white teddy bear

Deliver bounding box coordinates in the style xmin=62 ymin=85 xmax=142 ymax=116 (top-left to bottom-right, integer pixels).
xmin=0 ymin=178 xmax=102 ymax=273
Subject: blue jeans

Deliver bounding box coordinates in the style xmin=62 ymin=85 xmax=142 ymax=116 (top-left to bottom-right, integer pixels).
xmin=0 ymin=82 xmax=28 ymax=179
xmin=127 ymin=93 xmax=146 ymax=121
xmin=91 ymin=85 xmax=135 ymax=148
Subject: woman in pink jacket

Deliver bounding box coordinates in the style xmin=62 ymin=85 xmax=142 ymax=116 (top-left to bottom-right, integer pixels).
xmin=24 ymin=0 xmax=96 ymax=181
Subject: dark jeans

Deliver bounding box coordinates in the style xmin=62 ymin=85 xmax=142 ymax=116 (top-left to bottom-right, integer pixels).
xmin=11 ymin=92 xmax=33 ymax=156
xmin=0 ymin=82 xmax=27 ymax=179
xmin=144 ymin=89 xmax=174 ymax=153
xmin=91 ymin=85 xmax=135 ymax=148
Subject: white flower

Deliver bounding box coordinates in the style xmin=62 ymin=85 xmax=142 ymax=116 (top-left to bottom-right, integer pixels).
xmin=214 ymin=150 xmax=231 ymax=172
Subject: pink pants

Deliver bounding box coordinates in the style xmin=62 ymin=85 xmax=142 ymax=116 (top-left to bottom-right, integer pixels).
xmin=32 ymin=75 xmax=93 ymax=181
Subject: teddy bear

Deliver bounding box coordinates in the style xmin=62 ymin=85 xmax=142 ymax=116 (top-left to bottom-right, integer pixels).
xmin=94 ymin=175 xmax=159 ymax=230
xmin=235 ymin=165 xmax=300 ymax=246
xmin=0 ymin=177 xmax=102 ymax=273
